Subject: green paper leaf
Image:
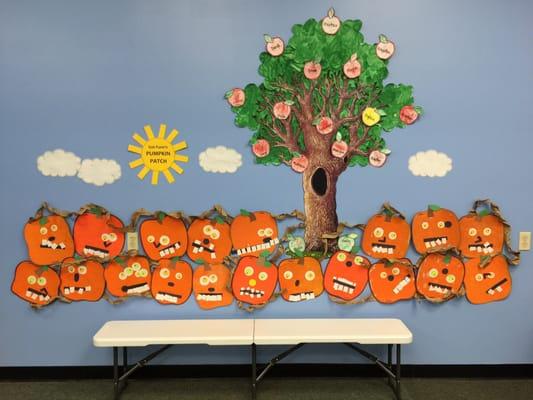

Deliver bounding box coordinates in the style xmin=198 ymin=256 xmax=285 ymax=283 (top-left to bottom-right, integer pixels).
xmin=214 ymin=216 xmax=225 ymax=224
xmin=90 ymin=207 xmax=103 ymax=217
xmin=38 ymin=216 xmax=48 ymax=226
xmin=350 ymin=245 xmax=361 ymax=254
xmin=195 ymin=258 xmax=206 ymax=265
xmin=335 ymin=132 xmax=342 ymax=141
xmin=240 ymin=209 xmax=252 ymax=217
xmin=114 ymin=257 xmax=125 ymax=266
xmin=224 ymin=90 xmax=233 ymax=99
xmin=478 ymin=209 xmax=490 ymax=217
xmin=285 ymin=100 xmax=295 ymax=106
xmin=157 ymin=211 xmax=166 ymax=223
xmin=443 ymin=254 xmax=452 ymax=264
xmin=264 ymin=34 xmax=272 ymax=43
xmin=428 ymin=204 xmax=441 ymax=211
xmin=379 ymin=34 xmax=388 ymax=43
xmin=74 ymin=254 xmax=82 ymax=260
xmin=171 ymin=256 xmax=181 ymax=263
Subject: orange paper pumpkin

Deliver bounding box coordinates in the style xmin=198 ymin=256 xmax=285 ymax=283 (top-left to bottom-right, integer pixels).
xmin=11 ymin=261 xmax=60 ymax=306
xmin=459 ymin=213 xmax=504 ymax=258
xmin=231 ymin=255 xmax=278 ymax=305
xmin=278 ymin=257 xmax=324 ymax=302
xmin=140 ymin=214 xmax=188 ymax=261
xmin=151 ymin=258 xmax=192 ymax=305
xmin=187 ymin=218 xmax=232 ymax=264
xmin=230 ymin=210 xmax=279 ymax=257
xmin=24 ymin=215 xmax=74 ymax=265
xmin=104 ymin=256 xmax=151 ymax=298
xmin=73 ymin=209 xmax=125 ymax=260
xmin=193 ymin=263 xmax=233 ymax=310
xmin=463 ymin=255 xmax=511 ymax=304
xmin=362 ymin=205 xmax=410 ymax=259
xmin=369 ymin=259 xmax=416 ymax=304
xmin=324 ymin=251 xmax=370 ymax=301
xmin=412 ymin=205 xmax=460 ymax=254
xmin=416 ymin=253 xmax=464 ymax=301
xmin=60 ymin=257 xmax=105 ymax=302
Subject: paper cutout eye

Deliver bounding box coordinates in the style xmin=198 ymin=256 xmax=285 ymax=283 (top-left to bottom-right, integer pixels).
xmin=283 ymin=270 xmax=293 ymax=280
xmin=258 ymin=271 xmax=268 ymax=281
xmin=131 ymin=262 xmax=141 ymax=271
xmin=392 ymin=267 xmax=400 ymax=275
xmin=119 ymin=272 xmax=127 ymax=280
xmin=373 ymin=227 xmax=384 ymax=238
xmin=305 ymin=270 xmax=316 ymax=281
xmin=337 ymin=252 xmax=347 ymax=262
xmin=468 ymin=228 xmax=477 ymax=236
xmin=51 ymin=224 xmax=58 ymax=232
xmin=203 ymin=225 xmax=213 ymax=235
xmin=101 ymin=233 xmax=110 ymax=241
xmin=199 ymin=275 xmax=209 ymax=285
xmin=78 ymin=266 xmax=87 ymax=275
xmin=175 ymin=272 xmax=183 ymax=280
xmin=147 ymin=235 xmax=155 ymax=243
xmin=159 ymin=235 xmax=170 ymax=246
xmin=209 ymin=274 xmax=218 ymax=283
xmin=244 ymin=266 xmax=254 ymax=276
xmin=137 ymin=269 xmax=148 ymax=278
xmin=40 ymin=227 xmax=48 ymax=235
xmin=388 ymin=232 xmax=397 ymax=240
xmin=475 ymin=273 xmax=483 ymax=281
xmin=68 ymin=265 xmax=76 ymax=273
xmin=210 ymin=230 xmax=220 ymax=240
xmin=421 ymin=222 xmax=429 ymax=230
xmin=37 ymin=277 xmax=47 ymax=286
xmin=483 ymin=227 xmax=492 ymax=236
xmin=160 ymin=268 xmax=170 ymax=279
xmin=446 ymin=275 xmax=456 ymax=283
xmin=264 ymin=228 xmax=274 ymax=237
xmin=109 ymin=233 xmax=117 ymax=242
xmin=27 ymin=275 xmax=37 ymax=285
xmin=429 ymin=268 xmax=438 ymax=278
xmin=437 ymin=221 xmax=445 ymax=228
xmin=257 ymin=229 xmax=265 ymax=237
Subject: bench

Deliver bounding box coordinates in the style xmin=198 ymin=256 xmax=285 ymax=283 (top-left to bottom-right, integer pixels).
xmin=93 ymin=318 xmax=412 ymax=400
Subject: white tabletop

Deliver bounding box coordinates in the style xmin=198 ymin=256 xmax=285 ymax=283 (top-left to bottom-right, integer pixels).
xmin=93 ymin=319 xmax=254 ymax=347
xmin=253 ymin=318 xmax=412 ymax=345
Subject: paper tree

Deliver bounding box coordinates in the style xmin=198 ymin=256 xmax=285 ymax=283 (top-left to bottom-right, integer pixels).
xmin=227 ymin=9 xmax=422 ymax=251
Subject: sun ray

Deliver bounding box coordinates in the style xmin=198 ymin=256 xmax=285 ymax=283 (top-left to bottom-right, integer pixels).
xmin=144 ymin=125 xmax=155 ymax=139
xmin=171 ymin=163 xmax=184 ymax=174
xmin=128 ymin=145 xmax=142 ymax=154
xmin=129 ymin=158 xmax=144 ymax=168
xmin=162 ymin=169 xmax=175 ymax=183
xmin=133 ymin=133 xmax=146 ymax=146
xmin=137 ymin=166 xmax=150 ymax=180
xmin=173 ymin=141 xmax=187 ymax=151
xmin=166 ymin=129 xmax=179 ymax=143
xmin=158 ymin=124 xmax=166 ymax=138
xmin=174 ymin=154 xmax=189 ymax=163
xmin=151 ymin=170 xmax=160 ymax=185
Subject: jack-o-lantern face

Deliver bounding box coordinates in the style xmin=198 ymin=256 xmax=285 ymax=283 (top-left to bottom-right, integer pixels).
xmin=324 ymin=251 xmax=370 ymax=301
xmin=278 ymin=257 xmax=324 ymax=302
xmin=24 ymin=215 xmax=74 ymax=265
xmin=369 ymin=259 xmax=416 ymax=304
xmin=459 ymin=214 xmax=504 ymax=257
xmin=140 ymin=214 xmax=188 ymax=261
xmin=230 ymin=211 xmax=279 ymax=257
xmin=187 ymin=219 xmax=232 ymax=264
xmin=11 ymin=261 xmax=60 ymax=306
xmin=73 ymin=210 xmax=125 ymax=260
xmin=104 ymin=256 xmax=151 ymax=297
xmin=60 ymin=257 xmax=105 ymax=301
xmin=463 ymin=255 xmax=511 ymax=304
xmin=412 ymin=206 xmax=460 ymax=254
xmin=193 ymin=263 xmax=233 ymax=309
xmin=416 ymin=253 xmax=464 ymax=301
xmin=151 ymin=259 xmax=192 ymax=305
xmin=362 ymin=213 xmax=410 ymax=259
xmin=231 ymin=255 xmax=278 ymax=305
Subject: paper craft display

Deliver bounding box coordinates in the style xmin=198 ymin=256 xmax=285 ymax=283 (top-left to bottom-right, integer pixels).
xmin=416 ymin=253 xmax=464 ymax=302
xmin=193 ymin=263 xmax=233 ymax=310
xmin=73 ymin=208 xmax=125 ymax=260
xmin=198 ymin=146 xmax=242 ymax=174
xmin=412 ymin=205 xmax=460 ymax=254
xmin=324 ymin=251 xmax=370 ymax=301
xmin=463 ymin=255 xmax=511 ymax=304
xmin=321 ymin=7 xmax=341 ymax=34
xmin=375 ymin=34 xmax=395 ymax=60
xmin=230 ymin=210 xmax=279 ymax=257
xmin=459 ymin=212 xmax=504 ymax=257
xmin=151 ymin=258 xmax=192 ymax=305
xmin=408 ymin=150 xmax=452 ymax=178
xmin=37 ymin=149 xmax=81 ymax=177
xmin=139 ymin=213 xmax=188 ymax=260
xmin=369 ymin=260 xmax=416 ymax=304
xmin=264 ymin=34 xmax=284 ymax=56
xmin=60 ymin=258 xmax=105 ymax=302
xmin=187 ymin=218 xmax=232 ymax=263
xmin=278 ymin=257 xmax=324 ymax=302
xmin=11 ymin=261 xmax=60 ymax=306
xmin=24 ymin=214 xmax=74 ymax=265
xmin=128 ymin=124 xmax=188 ymax=185
xmin=231 ymin=255 xmax=278 ymax=306
xmin=225 ymin=88 xmax=246 ymax=107
xmin=104 ymin=256 xmax=151 ymax=298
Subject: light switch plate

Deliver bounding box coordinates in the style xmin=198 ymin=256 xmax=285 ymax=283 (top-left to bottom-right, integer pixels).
xmin=519 ymin=232 xmax=531 ymax=251
xmin=127 ymin=232 xmax=139 ymax=252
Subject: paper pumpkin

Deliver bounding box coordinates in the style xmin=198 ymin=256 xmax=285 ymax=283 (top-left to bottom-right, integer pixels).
xmin=24 ymin=215 xmax=74 ymax=265
xmin=230 ymin=210 xmax=279 ymax=257
xmin=193 ymin=263 xmax=233 ymax=310
xmin=459 ymin=213 xmax=504 ymax=258
xmin=104 ymin=256 xmax=151 ymax=298
xmin=362 ymin=205 xmax=410 ymax=259
xmin=369 ymin=259 xmax=416 ymax=304
xmin=278 ymin=257 xmax=324 ymax=302
xmin=151 ymin=258 xmax=192 ymax=305
xmin=324 ymin=251 xmax=370 ymax=301
xmin=11 ymin=261 xmax=60 ymax=306
xmin=73 ymin=209 xmax=125 ymax=260
xmin=59 ymin=257 xmax=105 ymax=302
xmin=412 ymin=205 xmax=460 ymax=254
xmin=140 ymin=214 xmax=188 ymax=261
xmin=416 ymin=253 xmax=464 ymax=301
xmin=463 ymin=255 xmax=511 ymax=304
xmin=187 ymin=218 xmax=232 ymax=264
xmin=231 ymin=255 xmax=278 ymax=305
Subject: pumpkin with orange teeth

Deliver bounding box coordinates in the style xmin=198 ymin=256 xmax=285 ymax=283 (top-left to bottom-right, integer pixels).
xmin=230 ymin=210 xmax=279 ymax=257
xmin=324 ymin=251 xmax=370 ymax=301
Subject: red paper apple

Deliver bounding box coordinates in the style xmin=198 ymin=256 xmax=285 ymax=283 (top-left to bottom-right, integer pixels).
xmin=252 ymin=139 xmax=270 ymax=158
xmin=400 ymin=105 xmax=419 ymax=124
xmin=291 ymin=154 xmax=309 ymax=173
xmin=322 ymin=8 xmax=341 ymax=35
xmin=225 ymin=88 xmax=245 ymax=107
xmin=376 ymin=34 xmax=395 ymax=60
xmin=316 ymin=117 xmax=333 ymax=135
xmin=273 ymin=102 xmax=291 ymax=120
xmin=331 ymin=133 xmax=348 ymax=158
xmin=368 ymin=150 xmax=387 ymax=167
xmin=264 ymin=34 xmax=284 ymax=56
xmin=304 ymin=61 xmax=322 ymax=80
xmin=343 ymin=54 xmax=361 ymax=79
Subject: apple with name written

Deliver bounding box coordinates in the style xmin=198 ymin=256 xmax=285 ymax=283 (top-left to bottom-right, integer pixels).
xmin=368 ymin=150 xmax=388 ymax=167
xmin=304 ymin=61 xmax=322 ymax=80
xmin=291 ymin=154 xmax=309 ymax=173
xmin=225 ymin=88 xmax=245 ymax=107
xmin=331 ymin=133 xmax=348 ymax=158
xmin=252 ymin=139 xmax=270 ymax=158
xmin=376 ymin=34 xmax=395 ymax=60
xmin=322 ymin=7 xmax=341 ymax=35
xmin=315 ymin=116 xmax=333 ymax=135
xmin=264 ymin=34 xmax=285 ymax=57
xmin=400 ymin=105 xmax=420 ymax=125
xmin=343 ymin=54 xmax=361 ymax=79
xmin=273 ymin=101 xmax=292 ymax=120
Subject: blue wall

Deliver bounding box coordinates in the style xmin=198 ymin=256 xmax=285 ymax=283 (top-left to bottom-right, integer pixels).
xmin=1 ymin=0 xmax=532 ymax=366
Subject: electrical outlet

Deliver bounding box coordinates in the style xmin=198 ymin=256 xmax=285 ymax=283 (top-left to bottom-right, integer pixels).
xmin=126 ymin=232 xmax=139 ymax=252
xmin=519 ymin=232 xmax=531 ymax=251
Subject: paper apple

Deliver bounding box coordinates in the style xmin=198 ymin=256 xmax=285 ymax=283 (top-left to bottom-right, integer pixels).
xmin=264 ymin=34 xmax=284 ymax=56
xmin=225 ymin=88 xmax=245 ymax=107
xmin=376 ymin=34 xmax=395 ymax=60
xmin=368 ymin=150 xmax=387 ymax=167
xmin=316 ymin=117 xmax=333 ymax=135
xmin=343 ymin=54 xmax=361 ymax=79
xmin=400 ymin=105 xmax=419 ymax=124
xmin=252 ymin=139 xmax=270 ymax=158
xmin=321 ymin=8 xmax=341 ymax=35
xmin=331 ymin=133 xmax=348 ymax=158
xmin=273 ymin=101 xmax=291 ymax=120
xmin=304 ymin=61 xmax=322 ymax=80
xmin=291 ymin=154 xmax=309 ymax=173
xmin=362 ymin=107 xmax=381 ymax=126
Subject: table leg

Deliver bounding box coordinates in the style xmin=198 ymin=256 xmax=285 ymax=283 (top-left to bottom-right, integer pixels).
xmin=387 ymin=344 xmax=393 ymax=389
xmin=395 ymin=344 xmax=402 ymax=400
xmin=251 ymin=343 xmax=257 ymax=400
xmin=113 ymin=347 xmax=119 ymax=400
xmin=122 ymin=347 xmax=128 ymax=388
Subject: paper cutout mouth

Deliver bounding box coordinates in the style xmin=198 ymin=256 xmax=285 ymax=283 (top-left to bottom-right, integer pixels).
xmin=371 ymin=243 xmax=396 ymax=254
xmin=332 ymin=277 xmax=356 ymax=294
xmin=392 ymin=276 xmax=411 ymax=294
xmin=63 ymin=286 xmax=92 ymax=295
xmin=192 ymin=240 xmax=216 ymax=259
xmin=468 ymin=242 xmax=494 ymax=254
xmin=424 ymin=236 xmax=448 ymax=249
xmin=428 ymin=282 xmax=451 ymax=294
xmin=40 ymin=239 xmax=67 ymax=250
xmin=25 ymin=287 xmax=50 ymax=302
xmin=196 ymin=293 xmax=223 ymax=301
xmin=239 ymin=287 xmax=265 ymax=299
xmin=121 ymin=282 xmax=149 ymax=294
xmin=155 ymin=291 xmax=182 ymax=303
xmin=83 ymin=245 xmax=109 ymax=258
xmin=158 ymin=242 xmax=181 ymax=258
xmin=232 ymin=238 xmax=280 ymax=256
xmin=486 ymin=278 xmax=507 ymax=295
xmin=288 ymin=291 xmax=315 ymax=302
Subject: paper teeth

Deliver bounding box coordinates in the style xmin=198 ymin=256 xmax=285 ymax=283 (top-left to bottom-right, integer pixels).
xmin=288 ymin=291 xmax=315 ymax=302
xmin=156 ymin=292 xmax=179 ymax=303
xmin=239 ymin=287 xmax=265 ymax=298
xmin=196 ymin=293 xmax=223 ymax=302
xmin=393 ymin=276 xmax=411 ymax=294
xmin=83 ymin=246 xmax=109 ymax=259
xmin=127 ymin=284 xmax=149 ymax=294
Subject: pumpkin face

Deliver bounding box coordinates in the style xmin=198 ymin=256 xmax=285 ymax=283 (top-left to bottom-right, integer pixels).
xmin=60 ymin=257 xmax=105 ymax=302
xmin=140 ymin=215 xmax=188 ymax=261
xmin=187 ymin=219 xmax=232 ymax=264
xmin=369 ymin=260 xmax=416 ymax=304
xmin=324 ymin=251 xmax=370 ymax=301
xmin=104 ymin=256 xmax=151 ymax=297
xmin=151 ymin=259 xmax=192 ymax=305
xmin=416 ymin=253 xmax=464 ymax=301
xmin=412 ymin=207 xmax=460 ymax=254
xmin=278 ymin=257 xmax=324 ymax=302
xmin=24 ymin=215 xmax=74 ymax=265
xmin=230 ymin=211 xmax=279 ymax=257
xmin=11 ymin=261 xmax=59 ymax=306
xmin=193 ymin=263 xmax=233 ymax=309
xmin=73 ymin=211 xmax=125 ymax=260
xmin=464 ymin=255 xmax=511 ymax=304
xmin=231 ymin=256 xmax=278 ymax=305
xmin=459 ymin=214 xmax=504 ymax=257
xmin=362 ymin=214 xmax=410 ymax=259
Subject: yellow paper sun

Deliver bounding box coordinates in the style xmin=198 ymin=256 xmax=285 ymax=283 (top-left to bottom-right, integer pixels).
xmin=128 ymin=124 xmax=189 ymax=185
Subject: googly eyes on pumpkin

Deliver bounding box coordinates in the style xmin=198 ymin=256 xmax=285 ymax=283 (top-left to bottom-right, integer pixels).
xmin=468 ymin=228 xmax=477 ymax=236
xmin=373 ymin=227 xmax=384 ymax=238
xmin=160 ymin=268 xmax=170 ymax=279
xmin=40 ymin=227 xmax=48 ymax=235
xmin=147 ymin=235 xmax=155 ymax=243
xmin=258 ymin=272 xmax=268 ymax=281
xmin=437 ymin=221 xmax=445 ymax=228
xmin=257 ymin=228 xmax=274 ymax=237
xmin=257 ymin=229 xmax=265 ymax=237
xmin=131 ymin=262 xmax=141 ymax=271
xmin=487 ymin=271 xmax=495 ymax=279
xmin=200 ymin=275 xmax=210 ymax=286
xmin=210 ymin=230 xmax=220 ymax=240
xmin=354 ymin=256 xmax=364 ymax=265
xmin=50 ymin=224 xmax=58 ymax=232
xmin=283 ymin=270 xmax=293 ymax=280
xmin=380 ymin=271 xmax=388 ymax=279
xmin=336 ymin=252 xmax=347 ymax=262
xmin=124 ymin=267 xmax=133 ymax=276
xmin=264 ymin=228 xmax=273 ymax=237
xmin=101 ymin=233 xmax=110 ymax=241
xmin=159 ymin=235 xmax=170 ymax=246
xmin=78 ymin=266 xmax=87 ymax=275
xmin=429 ymin=268 xmax=438 ymax=278
xmin=136 ymin=269 xmax=148 ymax=278
xmin=388 ymin=232 xmax=397 ymax=240
xmin=392 ymin=267 xmax=400 ymax=276
xmin=27 ymin=275 xmax=37 ymax=285
xmin=483 ymin=227 xmax=492 ymax=236
xmin=203 ymin=225 xmax=213 ymax=235
xmin=67 ymin=265 xmax=76 ymax=274
xmin=208 ymin=274 xmax=218 ymax=283
xmin=446 ymin=275 xmax=456 ymax=283
xmin=175 ymin=272 xmax=183 ymax=280
xmin=421 ymin=222 xmax=429 ymax=230
xmin=305 ymin=270 xmax=315 ymax=281
xmin=475 ymin=273 xmax=483 ymax=282
xmin=37 ymin=277 xmax=47 ymax=286
xmin=244 ymin=266 xmax=254 ymax=276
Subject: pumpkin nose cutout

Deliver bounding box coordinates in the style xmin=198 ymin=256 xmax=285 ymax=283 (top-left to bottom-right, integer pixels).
xmin=442 ymin=268 xmax=448 ymax=274
xmin=475 ymin=236 xmax=482 ymax=243
xmin=263 ymin=237 xmax=271 ymax=243
xmin=345 ymin=261 xmax=353 ymax=267
xmin=387 ymin=275 xmax=394 ymax=281
xmin=48 ymin=236 xmax=56 ymax=241
xmin=203 ymin=239 xmax=210 ymax=245
xmin=249 ymin=279 xmax=257 ymax=287
xmin=445 ymin=221 xmax=452 ymax=228
xmin=74 ymin=273 xmax=80 ymax=282
xmin=208 ymin=287 xmax=215 ymax=292
xmin=295 ymin=279 xmax=300 ymax=287
xmin=378 ymin=237 xmax=386 ymax=243
xmin=168 ymin=282 xmax=175 ymax=287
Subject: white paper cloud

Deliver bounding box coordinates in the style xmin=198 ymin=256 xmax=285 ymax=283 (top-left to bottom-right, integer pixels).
xmin=408 ymin=150 xmax=452 ymax=178
xmin=199 ymin=146 xmax=242 ymax=173
xmin=77 ymin=159 xmax=122 ymax=186
xmin=37 ymin=149 xmax=81 ymax=177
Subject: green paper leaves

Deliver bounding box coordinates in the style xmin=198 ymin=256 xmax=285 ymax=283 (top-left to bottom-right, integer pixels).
xmin=114 ymin=257 xmax=126 ymax=267
xmin=214 ymin=216 xmax=225 ymax=224
xmin=428 ymin=204 xmax=441 ymax=211
xmin=240 ymin=209 xmax=252 ymax=217
xmin=443 ymin=254 xmax=452 ymax=264
xmin=38 ymin=216 xmax=48 ymax=226
xmin=90 ymin=206 xmax=103 ymax=217
xmin=478 ymin=209 xmax=490 ymax=217
xmin=157 ymin=211 xmax=166 ymax=223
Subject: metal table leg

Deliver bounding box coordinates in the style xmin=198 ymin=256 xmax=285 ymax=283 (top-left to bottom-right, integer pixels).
xmin=251 ymin=343 xmax=257 ymax=400
xmin=122 ymin=347 xmax=128 ymax=388
xmin=396 ymin=344 xmax=402 ymax=400
xmin=113 ymin=347 xmax=119 ymax=400
xmin=387 ymin=344 xmax=393 ymax=389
